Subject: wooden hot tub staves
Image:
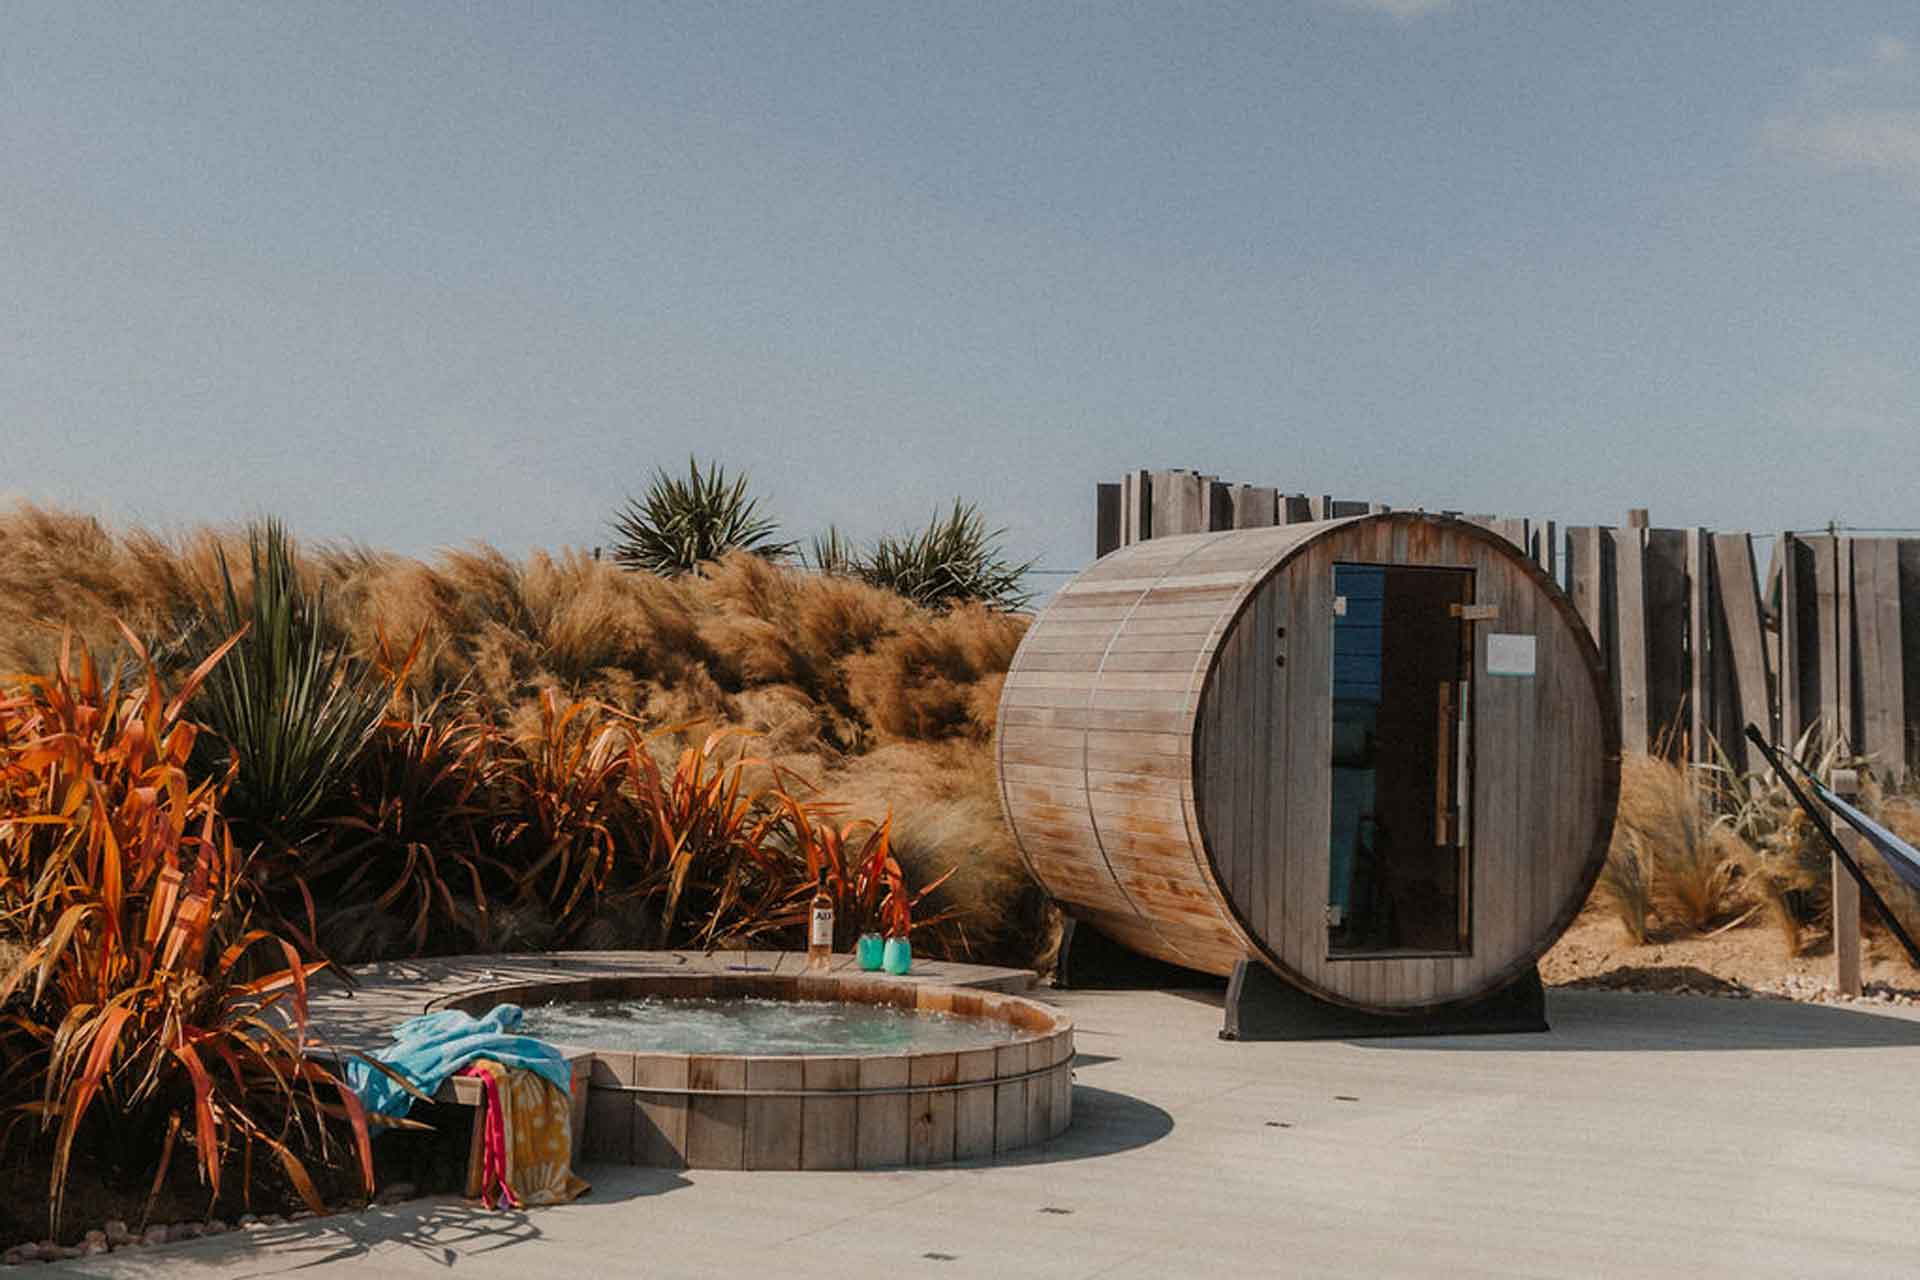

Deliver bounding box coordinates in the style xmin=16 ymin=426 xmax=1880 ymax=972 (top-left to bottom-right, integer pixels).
xmin=996 ymin=513 xmax=1620 ymax=1014
xmin=434 ymin=972 xmax=1073 ymax=1171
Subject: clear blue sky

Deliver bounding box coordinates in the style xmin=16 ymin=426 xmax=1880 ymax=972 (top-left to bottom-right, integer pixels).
xmin=5 ymin=2 xmax=1917 ymax=577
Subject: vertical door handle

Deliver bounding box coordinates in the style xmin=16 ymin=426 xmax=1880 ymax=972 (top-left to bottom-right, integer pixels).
xmin=1455 ymin=680 xmax=1471 ymax=847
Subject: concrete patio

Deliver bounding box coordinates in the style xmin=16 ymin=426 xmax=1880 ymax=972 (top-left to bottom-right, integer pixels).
xmin=59 ymin=985 xmax=1920 ymax=1279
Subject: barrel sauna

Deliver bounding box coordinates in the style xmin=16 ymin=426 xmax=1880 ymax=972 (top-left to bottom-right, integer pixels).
xmin=995 ymin=514 xmax=1619 ymax=1013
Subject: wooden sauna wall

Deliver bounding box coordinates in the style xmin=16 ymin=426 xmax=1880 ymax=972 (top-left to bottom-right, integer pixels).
xmin=1191 ymin=519 xmax=1617 ymax=1009
xmin=995 ymin=524 xmax=1328 ymax=975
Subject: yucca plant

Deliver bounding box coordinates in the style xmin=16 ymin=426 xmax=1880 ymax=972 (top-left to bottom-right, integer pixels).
xmin=0 ymin=629 xmax=373 ymax=1234
xmin=193 ymin=519 xmax=387 ymax=841
xmin=858 ymin=501 xmax=1033 ymax=612
xmin=806 ymin=525 xmax=861 ymax=577
xmin=611 ymin=458 xmax=795 ymax=577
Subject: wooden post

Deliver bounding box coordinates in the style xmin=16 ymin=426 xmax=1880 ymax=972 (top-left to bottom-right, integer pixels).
xmin=1831 ymin=768 xmax=1863 ymax=997
xmin=1095 ymin=483 xmax=1121 ymax=559
xmin=1628 ymin=508 xmax=1650 ymax=530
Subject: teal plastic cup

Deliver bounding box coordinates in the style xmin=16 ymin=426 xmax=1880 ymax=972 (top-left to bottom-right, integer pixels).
xmin=856 ymin=933 xmax=885 ymax=971
xmin=882 ymin=936 xmax=912 ymax=975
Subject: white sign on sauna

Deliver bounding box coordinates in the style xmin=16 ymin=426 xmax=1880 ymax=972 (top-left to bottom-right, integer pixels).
xmin=1486 ymin=633 xmax=1537 ymax=678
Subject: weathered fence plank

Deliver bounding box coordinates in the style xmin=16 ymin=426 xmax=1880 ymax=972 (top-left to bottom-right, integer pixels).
xmin=1151 ymin=471 xmax=1208 ymax=535
xmin=1904 ymin=542 xmax=1920 ymax=771
xmin=1688 ymin=528 xmax=1712 ymax=763
xmin=1780 ymin=534 xmax=1819 ymax=748
xmin=1711 ymin=533 xmax=1774 ymax=762
xmin=1615 ymin=528 xmax=1651 ymax=754
xmin=1231 ymin=485 xmax=1277 ymax=530
xmin=1854 ymin=539 xmax=1906 ymax=783
xmin=1206 ymin=479 xmax=1234 ymax=532
xmin=1533 ymin=519 xmax=1558 ymax=581
xmin=1096 ymin=484 xmax=1121 ymax=559
xmin=1809 ymin=535 xmax=1848 ymax=748
xmin=1120 ymin=470 xmax=1150 ymax=547
xmin=1643 ymin=528 xmax=1689 ymax=753
xmin=1566 ymin=526 xmax=1612 ymax=662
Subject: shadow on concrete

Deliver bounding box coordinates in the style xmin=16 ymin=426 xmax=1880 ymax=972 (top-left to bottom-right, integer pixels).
xmin=986 ymin=1084 xmax=1175 ymax=1167
xmin=1353 ymin=989 xmax=1920 ymax=1053
xmin=110 ymin=1172 xmax=689 ymax=1273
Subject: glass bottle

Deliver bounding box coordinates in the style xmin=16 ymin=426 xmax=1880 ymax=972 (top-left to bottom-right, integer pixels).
xmin=806 ymin=869 xmax=834 ymax=972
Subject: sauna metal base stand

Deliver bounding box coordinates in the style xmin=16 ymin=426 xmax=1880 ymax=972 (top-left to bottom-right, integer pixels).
xmin=1052 ymin=919 xmax=1222 ymax=991
xmin=1220 ymin=959 xmax=1548 ymax=1040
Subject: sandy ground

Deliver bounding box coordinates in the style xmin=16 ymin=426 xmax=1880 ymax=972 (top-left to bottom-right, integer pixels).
xmin=1541 ymin=910 xmax=1920 ymax=1006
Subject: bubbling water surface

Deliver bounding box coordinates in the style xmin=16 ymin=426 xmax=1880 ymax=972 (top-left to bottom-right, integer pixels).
xmin=519 ymin=995 xmax=1023 ymax=1056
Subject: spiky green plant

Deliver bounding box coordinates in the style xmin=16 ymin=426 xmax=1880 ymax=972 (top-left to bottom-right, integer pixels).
xmin=193 ymin=520 xmax=387 ymax=838
xmin=857 ymin=501 xmax=1033 ymax=612
xmin=611 ymin=458 xmax=795 ymax=577
xmin=807 ymin=525 xmax=861 ymax=576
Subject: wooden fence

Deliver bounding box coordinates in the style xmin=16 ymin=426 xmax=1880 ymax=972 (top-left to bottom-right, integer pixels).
xmin=1094 ymin=469 xmax=1920 ymax=782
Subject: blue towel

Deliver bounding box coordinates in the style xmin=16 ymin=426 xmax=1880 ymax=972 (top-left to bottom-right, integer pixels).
xmin=345 ymin=1004 xmax=573 ymax=1118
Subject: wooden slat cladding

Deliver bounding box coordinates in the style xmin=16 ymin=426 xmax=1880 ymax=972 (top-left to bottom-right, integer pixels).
xmin=998 ymin=514 xmax=1618 ymax=1012
xmin=996 ymin=521 xmax=1335 ymax=973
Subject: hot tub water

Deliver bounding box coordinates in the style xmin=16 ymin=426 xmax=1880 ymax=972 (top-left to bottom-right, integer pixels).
xmin=520 ymin=994 xmax=1022 ymax=1056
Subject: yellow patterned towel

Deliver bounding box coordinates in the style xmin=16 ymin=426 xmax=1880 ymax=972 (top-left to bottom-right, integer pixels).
xmin=462 ymin=1059 xmax=591 ymax=1208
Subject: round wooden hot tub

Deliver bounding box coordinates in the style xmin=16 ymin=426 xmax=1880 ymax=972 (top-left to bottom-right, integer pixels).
xmin=438 ymin=972 xmax=1073 ymax=1169
xmin=996 ymin=513 xmax=1619 ymax=1013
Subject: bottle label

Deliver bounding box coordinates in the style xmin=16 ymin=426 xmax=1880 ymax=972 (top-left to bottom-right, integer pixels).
xmin=810 ymin=907 xmax=834 ymax=947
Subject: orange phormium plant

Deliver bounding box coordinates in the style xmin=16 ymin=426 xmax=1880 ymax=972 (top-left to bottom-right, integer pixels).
xmin=623 ymin=727 xmax=806 ymax=947
xmin=500 ymin=691 xmax=643 ymax=941
xmin=778 ymin=802 xmax=956 ymax=944
xmin=0 ymin=629 xmax=373 ymax=1233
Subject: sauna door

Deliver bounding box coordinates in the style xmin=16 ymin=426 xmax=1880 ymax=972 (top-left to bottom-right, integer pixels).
xmin=1327 ymin=563 xmax=1474 ymax=957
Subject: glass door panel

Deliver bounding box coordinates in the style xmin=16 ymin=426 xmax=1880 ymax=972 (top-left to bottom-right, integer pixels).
xmin=1327 ymin=563 xmax=1474 ymax=957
